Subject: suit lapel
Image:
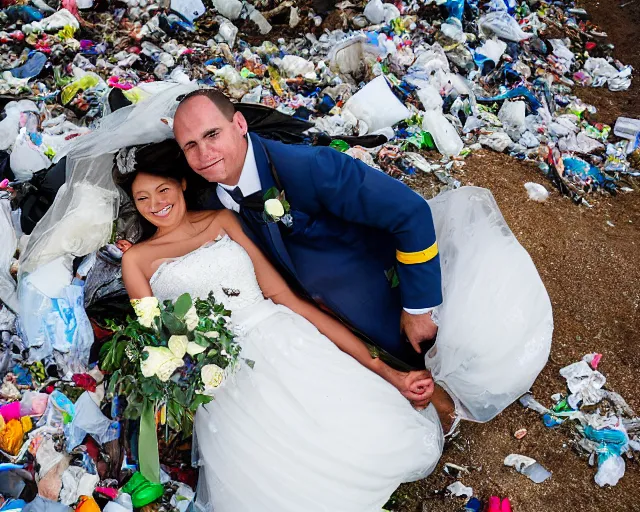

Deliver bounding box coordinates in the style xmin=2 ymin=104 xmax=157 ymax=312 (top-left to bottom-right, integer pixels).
xmin=250 ymin=133 xmax=276 ymax=193
xmin=245 ymin=134 xmax=298 ymax=280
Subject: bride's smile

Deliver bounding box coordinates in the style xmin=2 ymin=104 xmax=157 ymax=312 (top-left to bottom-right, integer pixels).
xmin=152 ymin=204 xmax=172 ymax=217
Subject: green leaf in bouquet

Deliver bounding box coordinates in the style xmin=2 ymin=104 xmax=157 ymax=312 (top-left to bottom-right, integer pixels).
xmin=99 ymin=339 xmax=113 ymax=363
xmin=172 ymin=386 xmax=189 ymax=407
xmin=141 ymin=378 xmax=164 ymax=400
xmin=193 ymin=331 xmax=211 ymax=348
xmin=161 ymin=311 xmax=187 ymax=335
xmin=124 ymin=395 xmax=143 ymax=420
xmin=114 ymin=340 xmax=128 ymax=367
xmin=181 ymin=410 xmax=193 ymax=438
xmin=173 ymin=293 xmax=193 ymax=319
xmin=167 ymin=400 xmax=184 ymax=431
xmin=107 ymin=369 xmax=121 ymax=396
xmin=189 ymin=393 xmax=214 ymax=412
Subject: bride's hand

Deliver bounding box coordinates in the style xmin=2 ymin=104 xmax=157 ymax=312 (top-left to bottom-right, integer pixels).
xmin=391 ymin=369 xmax=435 ymax=406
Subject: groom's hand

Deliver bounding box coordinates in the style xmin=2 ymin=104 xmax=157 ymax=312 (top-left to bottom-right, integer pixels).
xmin=401 ymin=310 xmax=438 ymax=354
xmin=395 ymin=370 xmax=434 ymax=406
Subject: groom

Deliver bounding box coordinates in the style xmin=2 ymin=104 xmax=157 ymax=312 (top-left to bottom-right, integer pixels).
xmin=173 ymin=89 xmax=442 ymax=405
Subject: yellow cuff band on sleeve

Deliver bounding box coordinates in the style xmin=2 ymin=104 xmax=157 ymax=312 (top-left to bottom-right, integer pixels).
xmin=396 ymin=242 xmax=439 ymax=264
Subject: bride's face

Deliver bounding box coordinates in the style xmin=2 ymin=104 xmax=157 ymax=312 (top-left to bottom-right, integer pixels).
xmin=131 ymin=172 xmax=187 ymax=229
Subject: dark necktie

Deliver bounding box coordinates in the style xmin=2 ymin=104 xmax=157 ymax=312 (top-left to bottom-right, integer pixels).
xmin=227 ymin=186 xmax=245 ymax=204
xmin=227 ymin=186 xmax=264 ymax=211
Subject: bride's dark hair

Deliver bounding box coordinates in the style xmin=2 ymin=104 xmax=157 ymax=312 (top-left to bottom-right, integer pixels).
xmin=114 ymin=139 xmax=189 ymax=194
xmin=113 ymin=138 xmax=209 ymax=240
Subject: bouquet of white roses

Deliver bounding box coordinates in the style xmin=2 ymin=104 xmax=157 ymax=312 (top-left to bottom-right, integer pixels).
xmin=101 ymin=292 xmax=242 ymax=436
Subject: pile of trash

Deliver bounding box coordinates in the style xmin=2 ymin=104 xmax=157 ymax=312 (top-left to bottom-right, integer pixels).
xmin=520 ymin=353 xmax=640 ymax=487
xmin=1 ymin=0 xmax=640 ymax=509
xmin=0 ymin=0 xmax=639 ymax=205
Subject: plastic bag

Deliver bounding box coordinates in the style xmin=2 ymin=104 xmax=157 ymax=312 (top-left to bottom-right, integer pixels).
xmin=478 ymin=131 xmax=512 ymax=152
xmin=475 ymin=38 xmax=507 ymax=65
xmin=0 ymin=198 xmax=18 ymax=313
xmin=560 ymin=360 xmax=606 ymax=408
xmin=19 ymin=391 xmax=49 ymax=416
xmin=422 ymin=111 xmax=464 ymax=156
xmin=498 ymin=100 xmax=526 ymax=135
xmin=211 ymin=0 xmax=242 ymax=20
xmin=22 ymin=496 xmax=71 ymax=512
xmin=595 ymin=454 xmax=625 ymax=487
xmin=478 ymin=11 xmax=533 ymax=42
xmin=36 ymin=390 xmax=75 ymax=431
xmin=65 ymin=392 xmax=119 ymax=450
xmin=504 ymin=454 xmax=552 ymax=483
xmin=59 ymin=467 xmax=100 ymax=505
xmin=343 ymin=75 xmax=411 ymax=134
xmin=279 ymin=55 xmax=315 ymax=78
xmin=417 ymin=84 xmax=464 ymax=156
xmin=524 ymin=182 xmax=549 ymax=202
xmin=9 ymin=130 xmax=51 ymax=182
xmin=0 ymin=108 xmax=20 ymax=152
xmin=18 ymin=276 xmax=94 ymax=371
xmin=363 ymin=0 xmax=400 ymax=24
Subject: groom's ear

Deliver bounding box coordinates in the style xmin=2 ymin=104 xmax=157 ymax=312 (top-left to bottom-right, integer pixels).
xmin=233 ymin=111 xmax=248 ymax=136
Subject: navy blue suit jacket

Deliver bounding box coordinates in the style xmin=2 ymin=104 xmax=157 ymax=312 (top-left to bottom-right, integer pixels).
xmin=199 ymin=133 xmax=442 ymax=369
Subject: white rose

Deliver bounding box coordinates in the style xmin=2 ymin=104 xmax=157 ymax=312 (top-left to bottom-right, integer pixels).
xmin=168 ymin=335 xmax=188 ymax=359
xmin=131 ymin=297 xmax=161 ymax=328
xmin=264 ymin=198 xmax=285 ymax=219
xmin=141 ymin=346 xmax=184 ymax=382
xmin=186 ymin=342 xmax=206 ymax=356
xmin=203 ymin=331 xmax=220 ymax=339
xmin=201 ymin=364 xmax=224 ymax=391
xmin=184 ymin=306 xmax=199 ymax=331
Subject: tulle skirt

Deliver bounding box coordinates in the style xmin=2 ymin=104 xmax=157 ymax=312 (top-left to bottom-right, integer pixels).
xmin=426 ymin=187 xmax=553 ymax=422
xmin=194 ymin=300 xmax=444 ymax=512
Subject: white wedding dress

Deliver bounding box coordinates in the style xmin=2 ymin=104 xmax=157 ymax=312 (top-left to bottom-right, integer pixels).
xmin=149 ymin=186 xmax=553 ymax=512
xmin=151 ymin=236 xmax=444 ymax=512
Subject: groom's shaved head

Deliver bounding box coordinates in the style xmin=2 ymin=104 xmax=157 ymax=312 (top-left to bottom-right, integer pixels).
xmin=173 ymin=88 xmax=249 ymax=186
xmin=176 ymin=89 xmax=235 ymax=121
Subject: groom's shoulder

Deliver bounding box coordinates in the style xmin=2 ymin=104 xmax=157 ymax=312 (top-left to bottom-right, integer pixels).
xmin=257 ymin=135 xmax=322 ymax=165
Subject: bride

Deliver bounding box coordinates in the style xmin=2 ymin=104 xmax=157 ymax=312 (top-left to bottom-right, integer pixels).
xmin=116 ymin=139 xmax=552 ymax=511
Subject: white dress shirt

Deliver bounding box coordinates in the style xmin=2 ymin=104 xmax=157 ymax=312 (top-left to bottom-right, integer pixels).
xmin=216 ymin=136 xmax=261 ymax=213
xmin=216 ymin=137 xmax=431 ymax=316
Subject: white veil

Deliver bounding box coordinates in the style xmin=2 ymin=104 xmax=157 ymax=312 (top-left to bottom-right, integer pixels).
xmin=18 ymin=82 xmax=197 ymax=279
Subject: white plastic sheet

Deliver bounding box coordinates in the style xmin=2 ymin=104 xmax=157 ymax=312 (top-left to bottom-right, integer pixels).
xmin=343 ymin=75 xmax=411 ymax=134
xmin=478 ymin=11 xmax=533 ymax=42
xmin=418 ymin=84 xmax=464 ymax=157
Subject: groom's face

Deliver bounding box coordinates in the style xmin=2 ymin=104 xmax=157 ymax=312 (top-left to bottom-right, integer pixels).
xmin=173 ymin=96 xmax=248 ymax=186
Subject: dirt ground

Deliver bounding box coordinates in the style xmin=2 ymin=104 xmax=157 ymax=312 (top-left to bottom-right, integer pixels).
xmin=388 ymin=1 xmax=640 ymax=510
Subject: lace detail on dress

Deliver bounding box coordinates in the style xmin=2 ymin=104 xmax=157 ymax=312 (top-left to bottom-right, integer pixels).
xmin=150 ymin=236 xmax=265 ymax=311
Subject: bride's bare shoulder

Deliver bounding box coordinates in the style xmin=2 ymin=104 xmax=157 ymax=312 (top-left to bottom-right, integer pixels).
xmin=121 ymin=239 xmax=159 ymax=268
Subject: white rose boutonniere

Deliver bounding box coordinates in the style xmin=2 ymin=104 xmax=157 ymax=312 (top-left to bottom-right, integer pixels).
xmin=131 ymin=297 xmax=161 ymax=328
xmin=263 ymin=187 xmax=293 ymax=227
xmin=264 ymin=198 xmax=285 ymax=218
